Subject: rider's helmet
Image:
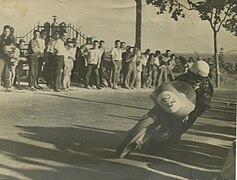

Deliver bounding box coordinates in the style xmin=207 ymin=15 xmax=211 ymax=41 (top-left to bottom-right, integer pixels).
xmin=189 ymin=60 xmax=210 ymax=89
xmin=190 ymin=60 xmax=210 ymax=78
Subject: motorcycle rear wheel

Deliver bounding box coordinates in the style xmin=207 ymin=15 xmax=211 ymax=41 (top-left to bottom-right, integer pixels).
xmin=116 ymin=116 xmax=158 ymax=158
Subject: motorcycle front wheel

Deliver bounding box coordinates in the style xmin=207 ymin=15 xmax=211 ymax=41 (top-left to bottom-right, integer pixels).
xmin=116 ymin=116 xmax=160 ymax=158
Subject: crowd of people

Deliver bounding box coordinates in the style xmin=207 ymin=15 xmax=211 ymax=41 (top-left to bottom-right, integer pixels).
xmin=0 ymin=25 xmax=205 ymax=92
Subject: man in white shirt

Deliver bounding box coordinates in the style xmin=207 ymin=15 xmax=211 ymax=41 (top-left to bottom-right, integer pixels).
xmin=157 ymin=49 xmax=171 ymax=86
xmin=85 ymin=40 xmax=102 ymax=89
xmin=37 ymin=30 xmax=47 ymax=88
xmin=53 ymin=31 xmax=67 ymax=92
xmin=110 ymin=40 xmax=122 ymax=89
xmin=63 ymin=40 xmax=76 ymax=91
xmin=45 ymin=31 xmax=59 ymax=89
xmin=140 ymin=49 xmax=150 ymax=88
xmin=28 ymin=30 xmax=41 ymax=91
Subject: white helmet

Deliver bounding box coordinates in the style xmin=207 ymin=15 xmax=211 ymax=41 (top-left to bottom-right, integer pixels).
xmin=190 ymin=60 xmax=210 ymax=77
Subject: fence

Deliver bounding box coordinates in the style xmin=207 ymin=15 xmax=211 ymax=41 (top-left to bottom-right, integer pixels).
xmin=15 ymin=20 xmax=89 ymax=47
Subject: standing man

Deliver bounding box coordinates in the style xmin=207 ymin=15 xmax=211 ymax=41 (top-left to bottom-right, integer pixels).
xmin=53 ymin=31 xmax=67 ymax=92
xmin=37 ymin=30 xmax=47 ymax=88
xmin=45 ymin=32 xmax=59 ymax=89
xmin=63 ymin=40 xmax=76 ymax=91
xmin=140 ymin=48 xmax=150 ymax=88
xmin=157 ymin=49 xmax=171 ymax=86
xmin=120 ymin=41 xmax=127 ymax=86
xmin=84 ymin=40 xmax=102 ymax=89
xmin=71 ymin=37 xmax=80 ymax=82
xmin=110 ymin=40 xmax=122 ymax=89
xmin=77 ymin=38 xmax=92 ymax=84
xmin=15 ymin=39 xmax=28 ymax=89
xmin=153 ymin=50 xmax=161 ymax=87
xmin=99 ymin=40 xmax=107 ymax=87
xmin=28 ymin=30 xmax=41 ymax=91
xmin=124 ymin=47 xmax=137 ymax=89
xmin=0 ymin=25 xmax=16 ymax=92
xmin=167 ymin=54 xmax=176 ymax=81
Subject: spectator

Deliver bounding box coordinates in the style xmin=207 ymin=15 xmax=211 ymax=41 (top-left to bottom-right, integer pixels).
xmin=62 ymin=40 xmax=76 ymax=91
xmin=120 ymin=41 xmax=127 ymax=86
xmin=99 ymin=40 xmax=108 ymax=87
xmin=134 ymin=48 xmax=142 ymax=88
xmin=157 ymin=50 xmax=171 ymax=86
xmin=123 ymin=47 xmax=137 ymax=89
xmin=0 ymin=25 xmax=15 ymax=92
xmin=37 ymin=30 xmax=47 ymax=88
xmin=77 ymin=38 xmax=92 ymax=84
xmin=185 ymin=57 xmax=194 ymax=73
xmin=53 ymin=31 xmax=67 ymax=92
xmin=45 ymin=32 xmax=59 ymax=89
xmin=152 ymin=50 xmax=162 ymax=87
xmin=110 ymin=40 xmax=122 ymax=89
xmin=9 ymin=43 xmax=20 ymax=87
xmin=9 ymin=26 xmax=17 ymax=45
xmin=15 ymin=39 xmax=28 ymax=90
xmin=167 ymin=54 xmax=176 ymax=80
xmin=71 ymin=37 xmax=80 ymax=82
xmin=146 ymin=53 xmax=156 ymax=88
xmin=28 ymin=30 xmax=41 ymax=91
xmin=207 ymin=57 xmax=214 ymax=80
xmin=84 ymin=40 xmax=102 ymax=89
xmin=140 ymin=48 xmax=150 ymax=88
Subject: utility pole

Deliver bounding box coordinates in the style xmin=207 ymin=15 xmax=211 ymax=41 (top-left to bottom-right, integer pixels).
xmin=135 ymin=0 xmax=142 ymax=50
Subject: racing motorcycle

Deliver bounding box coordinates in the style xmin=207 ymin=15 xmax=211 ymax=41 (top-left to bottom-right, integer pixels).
xmin=116 ymin=80 xmax=196 ymax=158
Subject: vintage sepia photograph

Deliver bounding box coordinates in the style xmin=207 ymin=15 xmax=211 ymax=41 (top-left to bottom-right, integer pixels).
xmin=0 ymin=0 xmax=236 ymax=179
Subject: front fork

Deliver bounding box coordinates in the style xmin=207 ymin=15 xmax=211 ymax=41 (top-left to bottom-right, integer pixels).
xmin=145 ymin=106 xmax=174 ymax=142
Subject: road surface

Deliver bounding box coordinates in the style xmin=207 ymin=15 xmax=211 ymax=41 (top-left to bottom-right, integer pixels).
xmin=0 ymin=87 xmax=236 ymax=180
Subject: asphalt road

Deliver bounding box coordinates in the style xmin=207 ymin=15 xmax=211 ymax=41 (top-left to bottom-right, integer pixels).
xmin=0 ymin=87 xmax=236 ymax=180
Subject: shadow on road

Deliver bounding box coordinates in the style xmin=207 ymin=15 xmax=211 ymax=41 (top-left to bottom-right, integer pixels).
xmin=0 ymin=90 xmax=235 ymax=179
xmin=0 ymin=125 xmax=153 ymax=180
xmin=201 ymin=103 xmax=236 ymax=122
xmin=0 ymin=123 xmax=232 ymax=179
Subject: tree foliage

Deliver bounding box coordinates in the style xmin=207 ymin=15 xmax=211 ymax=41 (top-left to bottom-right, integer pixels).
xmin=146 ymin=0 xmax=189 ymax=21
xmin=223 ymin=3 xmax=237 ymax=36
xmin=146 ymin=0 xmax=237 ymax=35
xmin=188 ymin=0 xmax=237 ymax=34
xmin=146 ymin=0 xmax=237 ymax=87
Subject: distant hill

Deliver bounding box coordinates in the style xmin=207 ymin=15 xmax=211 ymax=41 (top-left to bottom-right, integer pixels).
xmin=176 ymin=53 xmax=237 ymax=63
xmin=226 ymin=50 xmax=237 ymax=54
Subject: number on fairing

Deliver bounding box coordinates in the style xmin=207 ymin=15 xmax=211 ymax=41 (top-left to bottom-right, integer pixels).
xmin=157 ymin=91 xmax=181 ymax=113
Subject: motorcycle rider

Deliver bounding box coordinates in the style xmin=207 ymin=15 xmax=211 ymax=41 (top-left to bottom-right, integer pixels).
xmin=169 ymin=60 xmax=213 ymax=141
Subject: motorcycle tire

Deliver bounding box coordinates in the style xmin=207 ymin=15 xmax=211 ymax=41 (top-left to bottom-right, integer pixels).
xmin=116 ymin=116 xmax=159 ymax=158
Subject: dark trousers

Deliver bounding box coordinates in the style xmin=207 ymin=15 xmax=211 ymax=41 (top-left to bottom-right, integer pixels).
xmin=29 ymin=54 xmax=39 ymax=87
xmin=45 ymin=54 xmax=55 ymax=88
xmin=53 ymin=55 xmax=64 ymax=90
xmin=78 ymin=61 xmax=87 ymax=83
xmin=85 ymin=64 xmax=100 ymax=87
xmin=37 ymin=56 xmax=44 ymax=81
xmin=16 ymin=61 xmax=24 ymax=86
xmin=0 ymin=58 xmax=11 ymax=88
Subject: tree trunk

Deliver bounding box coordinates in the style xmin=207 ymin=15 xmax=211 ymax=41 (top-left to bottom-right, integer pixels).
xmin=214 ymin=30 xmax=220 ymax=87
xmin=135 ymin=0 xmax=142 ymax=50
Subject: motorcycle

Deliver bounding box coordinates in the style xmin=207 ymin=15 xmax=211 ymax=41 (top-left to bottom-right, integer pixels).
xmin=116 ymin=80 xmax=196 ymax=158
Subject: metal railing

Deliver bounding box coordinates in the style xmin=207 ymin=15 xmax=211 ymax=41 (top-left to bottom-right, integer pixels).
xmin=15 ymin=21 xmax=88 ymax=47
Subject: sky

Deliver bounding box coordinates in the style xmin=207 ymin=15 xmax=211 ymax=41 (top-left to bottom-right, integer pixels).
xmin=0 ymin=0 xmax=236 ymax=53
